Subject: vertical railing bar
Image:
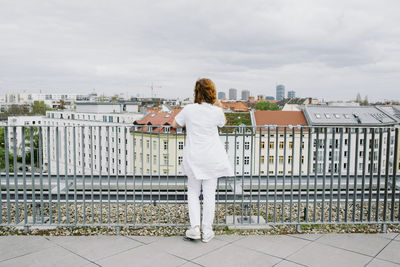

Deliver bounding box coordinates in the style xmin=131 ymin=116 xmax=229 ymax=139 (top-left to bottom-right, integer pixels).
xmin=337 ymin=128 xmax=344 ymax=222
xmin=241 ymin=128 xmax=245 ymax=224
xmin=257 ymin=127 xmax=262 ymax=224
xmin=329 ymin=128 xmax=335 ymax=222
xmin=233 ymin=128 xmax=237 ymax=224
xmin=64 ymin=126 xmax=69 ymax=225
xmin=56 ymin=126 xmax=61 ymax=224
xmin=73 ymin=126 xmax=77 ymax=224
xmin=266 ymin=127 xmax=270 ymax=223
xmin=81 ymin=126 xmax=86 ymax=225
xmin=305 ymin=127 xmax=312 ymax=222
xmin=216 ymin=128 xmax=220 ymax=225
xmin=115 ymin=126 xmax=119 ymax=225
xmin=352 ymin=128 xmax=360 ymax=221
xmin=158 ymin=126 xmax=161 ymax=225
xmin=360 ymin=127 xmax=367 ymax=222
xmin=382 ymin=128 xmax=391 ymax=222
xmin=30 ymin=127 xmax=36 ymax=224
xmin=13 ymin=127 xmax=19 ymax=224
xmin=22 ymin=126 xmax=28 ymax=225
xmin=149 ymin=127 xmax=153 ymax=225
xmin=107 ymin=126 xmax=110 ymax=225
xmin=183 ymin=127 xmax=187 ymax=226
xmin=313 ymin=128 xmax=319 ymax=223
xmin=321 ymin=127 xmax=328 ymax=222
xmin=375 ymin=128 xmax=383 ymax=221
xmin=141 ymin=127 xmax=145 ymax=224
xmin=47 ymin=127 xmax=51 ymax=224
xmin=98 ymin=126 xmax=102 ymax=224
xmin=124 ymin=127 xmax=128 ymax=225
xmin=273 ymin=127 xmax=278 ymax=223
xmin=390 ymin=128 xmax=398 ymax=221
xmin=249 ymin=126 xmax=254 ymax=224
xmin=345 ymin=127 xmax=352 ymax=223
xmin=290 ymin=127 xmax=295 ymax=222
xmin=132 ymin=126 xmax=136 ymax=225
xmin=225 ymin=128 xmax=229 ymax=225
xmin=282 ymin=127 xmax=287 ymax=223
xmin=39 ymin=126 xmax=44 ymax=224
xmin=4 ymin=126 xmax=11 ymax=224
xmin=367 ymin=128 xmax=375 ymax=222
xmin=297 ymin=127 xmax=303 ymax=224
xmin=90 ymin=126 xmax=94 ymax=224
xmin=174 ymin=127 xmax=178 ymax=225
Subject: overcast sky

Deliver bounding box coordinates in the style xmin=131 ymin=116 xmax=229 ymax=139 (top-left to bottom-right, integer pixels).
xmin=0 ymin=0 xmax=399 ymax=101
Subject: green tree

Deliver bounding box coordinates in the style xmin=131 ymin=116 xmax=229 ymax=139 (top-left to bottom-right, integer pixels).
xmin=18 ymin=127 xmax=40 ymax=167
xmin=0 ymin=127 xmax=14 ymax=172
xmin=254 ymin=100 xmax=280 ymax=111
xmin=32 ymin=101 xmax=53 ymax=115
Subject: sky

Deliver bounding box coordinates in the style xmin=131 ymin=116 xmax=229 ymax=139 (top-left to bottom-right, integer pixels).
xmin=0 ymin=0 xmax=399 ymax=102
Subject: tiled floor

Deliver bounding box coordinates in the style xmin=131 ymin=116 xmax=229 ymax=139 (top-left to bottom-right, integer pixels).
xmin=0 ymin=233 xmax=399 ymax=267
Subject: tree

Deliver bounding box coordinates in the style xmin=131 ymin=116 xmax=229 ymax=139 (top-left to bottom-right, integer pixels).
xmin=254 ymin=100 xmax=280 ymax=111
xmin=356 ymin=93 xmax=362 ymax=103
xmin=361 ymin=95 xmax=369 ymax=106
xmin=0 ymin=127 xmax=14 ymax=172
xmin=32 ymin=101 xmax=53 ymax=115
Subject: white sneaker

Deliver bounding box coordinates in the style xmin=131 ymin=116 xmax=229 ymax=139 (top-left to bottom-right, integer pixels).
xmin=201 ymin=230 xmax=215 ymax=243
xmin=185 ymin=227 xmax=201 ymax=240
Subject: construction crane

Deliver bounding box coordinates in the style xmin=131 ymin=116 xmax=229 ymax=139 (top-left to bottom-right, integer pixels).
xmin=150 ymin=82 xmax=162 ymax=98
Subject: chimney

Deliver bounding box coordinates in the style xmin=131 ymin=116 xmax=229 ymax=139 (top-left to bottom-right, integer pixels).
xmin=308 ymin=97 xmax=312 ymax=104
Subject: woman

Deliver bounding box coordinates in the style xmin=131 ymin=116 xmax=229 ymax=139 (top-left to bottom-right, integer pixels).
xmin=172 ymin=78 xmax=234 ymax=243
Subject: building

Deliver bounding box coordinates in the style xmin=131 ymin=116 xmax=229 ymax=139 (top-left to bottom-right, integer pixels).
xmin=287 ymin=90 xmax=296 ymax=98
xmin=241 ymin=90 xmax=250 ymax=101
xmin=41 ymin=108 xmax=144 ymax=175
xmin=257 ymin=95 xmax=264 ymax=101
xmin=217 ymin=92 xmax=226 ymax=100
xmin=7 ymin=116 xmax=44 ymax=156
xmin=221 ymin=101 xmax=250 ymax=112
xmin=229 ymin=89 xmax=237 ymax=100
xmin=276 ymin=85 xmax=285 ymax=101
xmin=265 ymin=96 xmax=275 ymax=101
xmin=251 ymin=110 xmax=309 ymax=175
xmin=303 ymin=106 xmax=399 ymax=175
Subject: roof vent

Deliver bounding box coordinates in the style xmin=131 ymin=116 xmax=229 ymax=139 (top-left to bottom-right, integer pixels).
xmin=165 ymin=114 xmax=170 ymax=118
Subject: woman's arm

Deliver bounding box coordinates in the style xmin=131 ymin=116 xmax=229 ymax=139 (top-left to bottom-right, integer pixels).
xmin=171 ymin=120 xmax=182 ymax=128
xmin=214 ymin=99 xmax=223 ymax=108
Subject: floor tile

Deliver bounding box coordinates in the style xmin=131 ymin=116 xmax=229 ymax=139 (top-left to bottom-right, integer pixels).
xmin=0 ymin=236 xmax=55 ymax=262
xmin=316 ymin=233 xmax=391 ymax=256
xmin=274 ymin=259 xmax=307 ymax=267
xmin=214 ymin=234 xmax=246 ymax=243
xmin=0 ymin=245 xmax=90 ymax=267
xmin=376 ymin=241 xmax=400 ymax=264
xmin=366 ymin=258 xmax=400 ymax=267
xmin=287 ymin=242 xmax=372 ymax=267
xmin=233 ymin=235 xmax=310 ymax=258
xmin=149 ymin=236 xmax=228 ymax=260
xmin=288 ymin=233 xmax=323 ymax=241
xmin=46 ymin=236 xmax=142 ymax=261
xmin=96 ymin=244 xmax=186 ymax=267
xmin=192 ymin=243 xmax=281 ymax=267
xmin=124 ymin=235 xmax=161 ymax=244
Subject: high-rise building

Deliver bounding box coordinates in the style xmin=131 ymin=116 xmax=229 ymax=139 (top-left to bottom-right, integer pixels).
xmin=241 ymin=90 xmax=250 ymax=100
xmin=229 ymin=88 xmax=237 ymax=100
xmin=276 ymin=85 xmax=285 ymax=101
xmin=288 ymin=90 xmax=296 ymax=98
xmin=265 ymin=96 xmax=275 ymax=101
xmin=217 ymin=91 xmax=226 ymax=100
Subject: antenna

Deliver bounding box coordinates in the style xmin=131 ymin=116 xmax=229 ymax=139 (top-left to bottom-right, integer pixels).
xmin=150 ymin=82 xmax=162 ymax=98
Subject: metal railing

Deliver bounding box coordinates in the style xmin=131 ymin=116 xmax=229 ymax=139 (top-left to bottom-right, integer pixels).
xmin=0 ymin=124 xmax=399 ymax=230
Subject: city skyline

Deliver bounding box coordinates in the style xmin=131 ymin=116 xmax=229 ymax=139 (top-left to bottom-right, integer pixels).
xmin=0 ymin=1 xmax=399 ymax=102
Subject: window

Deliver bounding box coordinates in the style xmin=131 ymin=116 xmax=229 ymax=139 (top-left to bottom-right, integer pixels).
xmin=279 ymin=142 xmax=284 ymax=149
xmin=146 ymin=140 xmax=149 ymax=148
xmin=288 ymin=156 xmax=292 ymax=164
xmin=163 ymin=155 xmax=168 ymax=165
xmin=153 ymin=155 xmax=157 ymax=164
xmin=279 ymin=156 xmax=284 ymax=164
xmin=289 ymin=142 xmax=293 ymax=149
xmin=236 ymin=156 xmax=240 ymax=165
xmin=146 ymin=154 xmax=150 ymax=163
xmin=244 ymin=156 xmax=249 ymax=165
xmin=269 ymin=142 xmax=274 ymax=149
xmin=244 ymin=142 xmax=250 ymax=150
xmin=178 ymin=141 xmax=184 ymax=150
xmin=261 ymin=155 xmax=264 ymax=164
xmin=178 ymin=156 xmax=183 ymax=165
xmin=261 ymin=141 xmax=265 ymax=149
xmin=153 ymin=140 xmax=157 ymax=150
xmin=236 ymin=142 xmax=239 ymax=149
xmin=164 ymin=140 xmax=168 ymax=150
xmin=269 ymin=156 xmax=274 ymax=164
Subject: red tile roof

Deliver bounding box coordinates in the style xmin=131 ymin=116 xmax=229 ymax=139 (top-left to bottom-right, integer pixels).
xmin=221 ymin=101 xmax=249 ymax=111
xmin=254 ymin=111 xmax=308 ymax=131
xmin=134 ymin=110 xmax=183 ymax=133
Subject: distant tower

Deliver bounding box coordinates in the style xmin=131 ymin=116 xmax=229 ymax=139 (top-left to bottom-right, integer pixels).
xmin=241 ymin=90 xmax=250 ymax=100
xmin=287 ymin=90 xmax=296 ymax=98
xmin=229 ymin=88 xmax=237 ymax=100
xmin=276 ymin=84 xmax=285 ymax=101
xmin=217 ymin=91 xmax=226 ymax=100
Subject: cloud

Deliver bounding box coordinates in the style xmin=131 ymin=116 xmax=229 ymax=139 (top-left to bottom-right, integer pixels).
xmin=0 ymin=0 xmax=399 ymax=101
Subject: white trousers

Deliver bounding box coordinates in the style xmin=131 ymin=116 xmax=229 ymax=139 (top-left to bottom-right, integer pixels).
xmin=187 ymin=176 xmax=218 ymax=233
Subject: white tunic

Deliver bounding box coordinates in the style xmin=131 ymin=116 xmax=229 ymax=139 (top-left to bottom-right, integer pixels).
xmin=174 ymin=102 xmax=234 ymax=180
